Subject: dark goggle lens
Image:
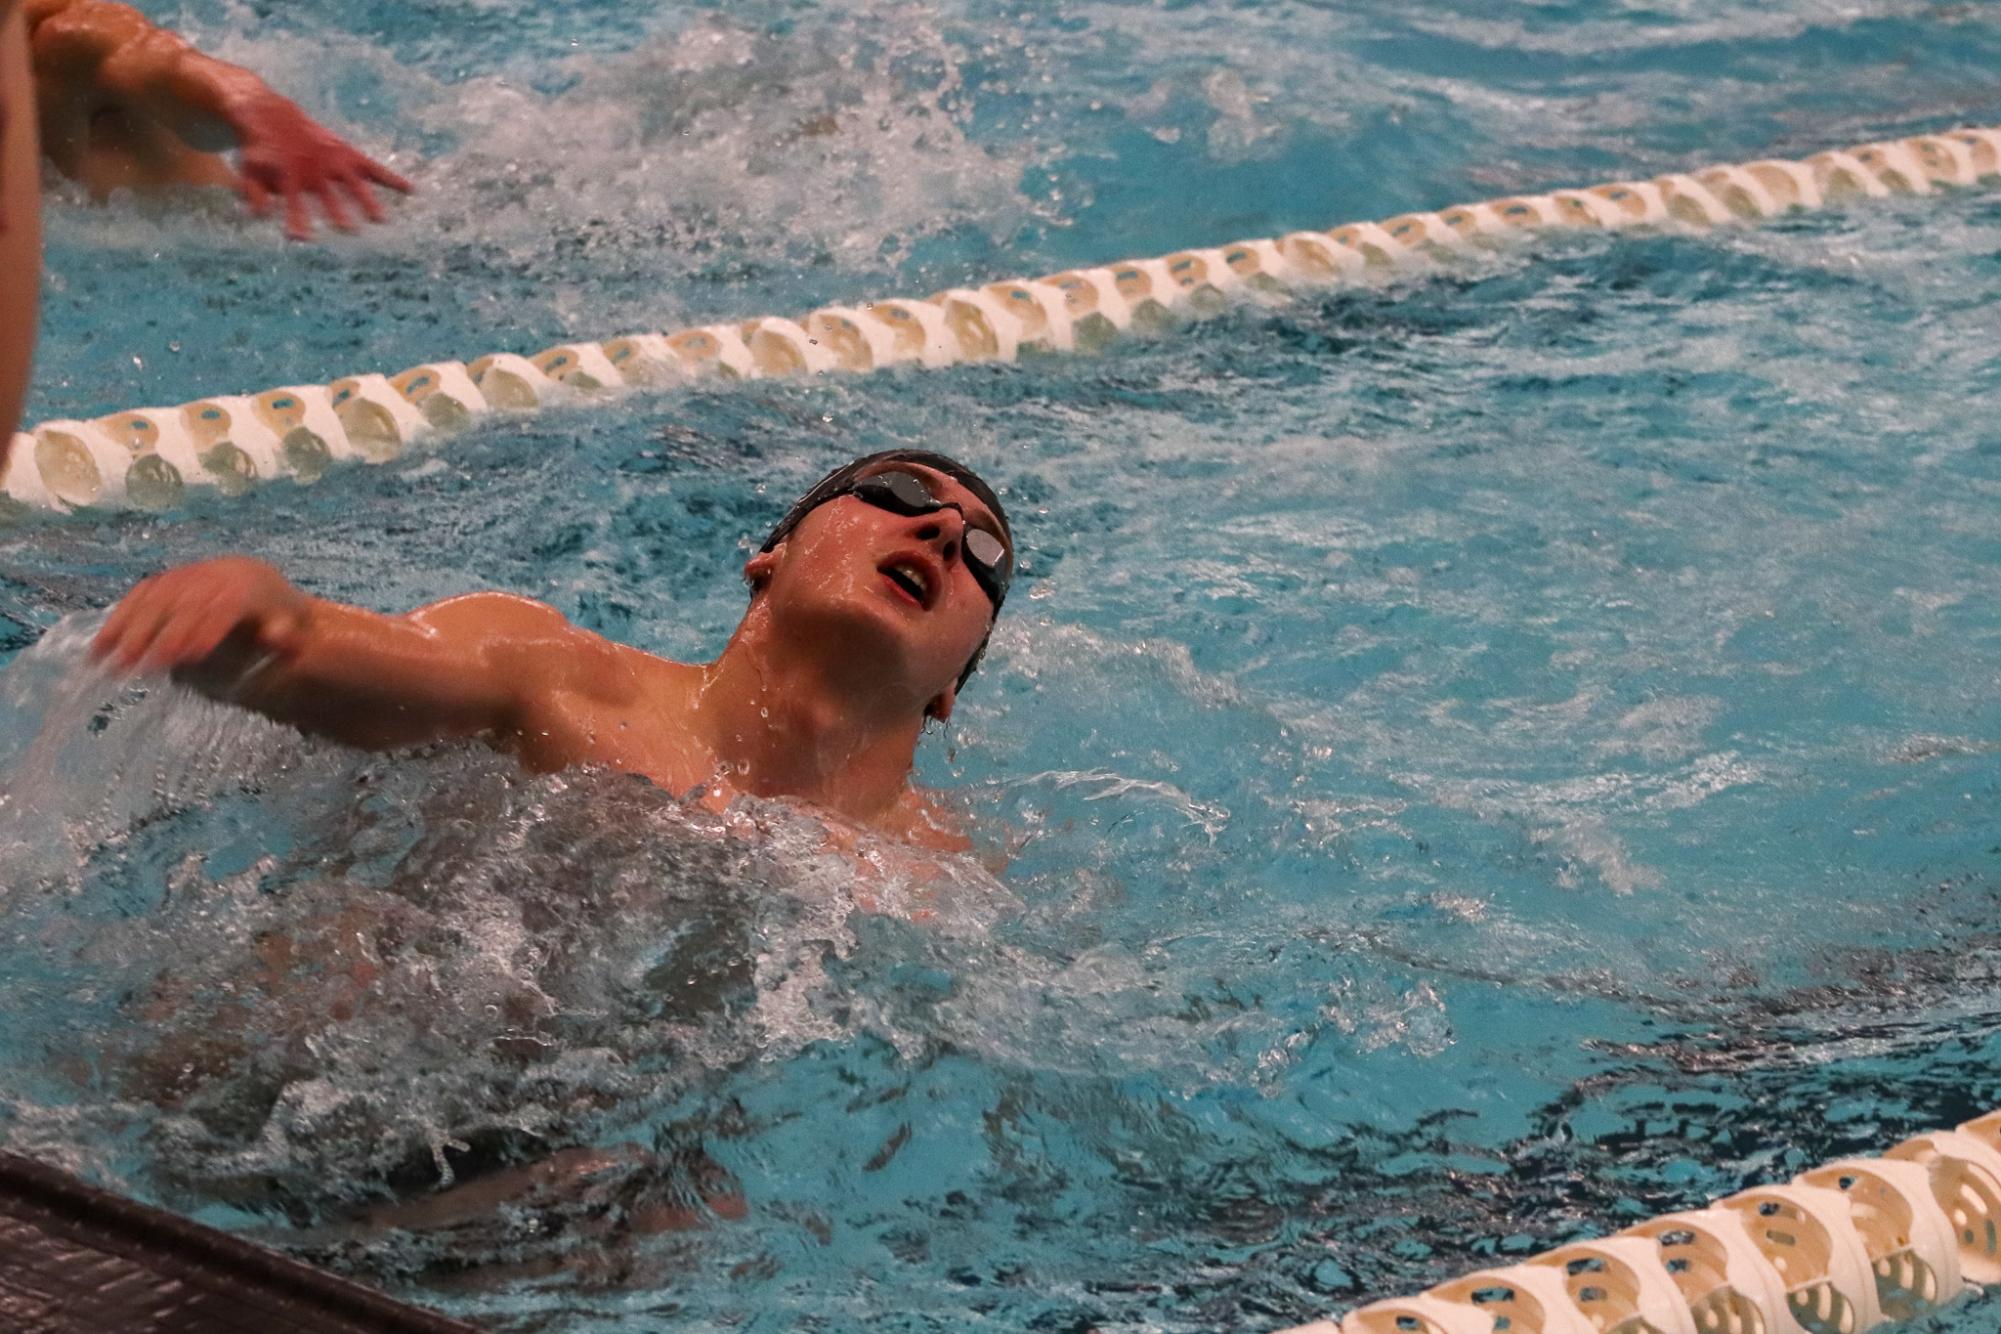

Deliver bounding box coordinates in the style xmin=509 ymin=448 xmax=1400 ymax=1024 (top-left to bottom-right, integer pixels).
xmin=868 ymin=470 xmax=937 ymax=511
xmin=964 ymin=528 xmax=1009 ymax=580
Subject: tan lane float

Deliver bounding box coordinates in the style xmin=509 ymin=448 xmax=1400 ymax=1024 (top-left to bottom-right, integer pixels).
xmin=1283 ymin=1108 xmax=2001 ymax=1334
xmin=7 ymin=126 xmax=2000 ymax=513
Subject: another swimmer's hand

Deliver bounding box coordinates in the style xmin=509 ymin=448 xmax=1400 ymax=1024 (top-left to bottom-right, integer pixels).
xmin=229 ymin=90 xmax=411 ymax=241
xmin=92 ymin=556 xmax=310 ymax=677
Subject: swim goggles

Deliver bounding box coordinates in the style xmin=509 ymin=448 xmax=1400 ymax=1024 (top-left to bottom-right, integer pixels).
xmin=843 ymin=468 xmax=1014 ymax=609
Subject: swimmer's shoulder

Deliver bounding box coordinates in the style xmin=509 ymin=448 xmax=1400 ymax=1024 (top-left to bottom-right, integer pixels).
xmin=25 ymin=0 xmax=146 ymax=66
xmin=23 ymin=0 xmax=85 ymax=40
xmin=410 ymin=592 xmax=697 ymax=704
xmin=408 ymin=591 xmax=603 ymax=657
xmin=613 ymin=646 xmax=707 ymax=714
xmin=884 ymin=787 xmax=973 ymax=855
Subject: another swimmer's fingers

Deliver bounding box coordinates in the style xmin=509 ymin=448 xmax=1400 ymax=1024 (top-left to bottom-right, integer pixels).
xmin=238 ymin=172 xmax=272 ymax=218
xmin=362 ymin=158 xmax=413 ymax=195
xmin=314 ymin=179 xmax=355 ymax=234
xmin=283 ymin=186 xmax=312 ymax=242
xmin=339 ymin=173 xmax=386 ymax=224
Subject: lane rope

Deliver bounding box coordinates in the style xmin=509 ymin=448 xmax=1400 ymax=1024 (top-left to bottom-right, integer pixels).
xmin=1279 ymin=1108 xmax=2001 ymax=1334
xmin=6 ymin=125 xmax=1997 ymax=513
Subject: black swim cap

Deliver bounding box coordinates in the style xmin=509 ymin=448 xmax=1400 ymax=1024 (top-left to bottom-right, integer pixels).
xmin=757 ymin=449 xmax=1013 ymax=693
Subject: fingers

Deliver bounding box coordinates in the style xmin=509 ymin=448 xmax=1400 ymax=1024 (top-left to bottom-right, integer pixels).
xmin=91 ymin=569 xmax=253 ymax=677
xmin=313 ymin=178 xmax=356 ymax=233
xmin=283 ymin=184 xmax=313 ymax=242
xmin=339 ymin=172 xmax=386 ymax=225
xmin=95 ymin=578 xmax=185 ymax=674
xmin=237 ymin=171 xmax=272 ymax=219
xmin=140 ymin=600 xmax=244 ymax=676
xmin=241 ymin=149 xmax=410 ymax=240
xmin=92 ymin=573 xmax=160 ymax=667
xmin=241 ymin=148 xmax=411 ymax=240
xmin=360 ymin=157 xmax=414 ymax=195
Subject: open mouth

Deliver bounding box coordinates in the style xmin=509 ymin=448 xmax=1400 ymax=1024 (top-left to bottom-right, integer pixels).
xmin=879 ymin=558 xmax=935 ymax=609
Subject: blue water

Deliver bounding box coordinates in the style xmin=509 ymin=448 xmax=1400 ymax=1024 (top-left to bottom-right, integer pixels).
xmin=5 ymin=1 xmax=2001 ymax=1330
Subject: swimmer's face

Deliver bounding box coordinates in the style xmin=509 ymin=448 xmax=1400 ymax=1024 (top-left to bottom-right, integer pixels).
xmin=746 ymin=462 xmax=1008 ymax=719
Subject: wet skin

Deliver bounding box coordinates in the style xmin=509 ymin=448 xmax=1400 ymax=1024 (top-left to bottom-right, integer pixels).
xmin=92 ymin=462 xmax=1011 ymax=849
xmin=92 ymin=462 xmax=1012 ymax=1239
xmin=2 ymin=1 xmax=40 ymax=458
xmin=27 ymin=0 xmax=410 ymax=237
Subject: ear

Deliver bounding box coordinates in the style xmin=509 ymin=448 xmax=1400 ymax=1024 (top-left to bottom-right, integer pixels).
xmin=743 ymin=544 xmax=781 ymax=593
xmin=925 ymin=683 xmax=957 ymax=724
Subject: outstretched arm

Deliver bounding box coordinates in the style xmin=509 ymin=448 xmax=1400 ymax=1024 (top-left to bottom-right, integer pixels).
xmin=91 ymin=557 xmax=633 ymax=754
xmin=28 ymin=0 xmax=409 ymax=237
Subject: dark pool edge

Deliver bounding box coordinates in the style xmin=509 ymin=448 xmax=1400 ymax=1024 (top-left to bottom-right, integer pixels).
xmin=0 ymin=1151 xmax=480 ymax=1333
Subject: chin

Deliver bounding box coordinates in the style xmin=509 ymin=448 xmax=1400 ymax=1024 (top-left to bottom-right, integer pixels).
xmin=785 ymin=583 xmax=919 ymax=660
xmin=778 ymin=572 xmax=969 ymax=682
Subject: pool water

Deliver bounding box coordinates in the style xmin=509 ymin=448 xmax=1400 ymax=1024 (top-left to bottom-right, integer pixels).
xmin=5 ymin=0 xmax=2001 ymax=1329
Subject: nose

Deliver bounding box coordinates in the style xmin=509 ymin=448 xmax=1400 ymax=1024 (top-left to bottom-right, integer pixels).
xmin=911 ymin=506 xmax=966 ymax=565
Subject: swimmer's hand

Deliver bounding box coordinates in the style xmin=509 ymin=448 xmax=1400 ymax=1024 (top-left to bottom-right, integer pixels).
xmin=92 ymin=555 xmax=309 ymax=678
xmin=229 ymin=90 xmax=412 ymax=241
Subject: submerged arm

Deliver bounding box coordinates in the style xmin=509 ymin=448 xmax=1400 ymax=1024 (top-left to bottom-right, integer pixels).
xmin=92 ymin=556 xmax=632 ymax=753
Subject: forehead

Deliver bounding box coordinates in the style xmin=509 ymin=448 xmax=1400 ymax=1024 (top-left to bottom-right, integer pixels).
xmin=863 ymin=462 xmax=1006 ymax=539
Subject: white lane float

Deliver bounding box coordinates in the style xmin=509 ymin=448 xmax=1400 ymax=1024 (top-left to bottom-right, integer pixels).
xmin=1277 ymin=1110 xmax=2000 ymax=1334
xmin=7 ymin=124 xmax=1998 ymax=515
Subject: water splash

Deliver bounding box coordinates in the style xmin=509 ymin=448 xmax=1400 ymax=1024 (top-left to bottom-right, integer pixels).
xmin=0 ymin=615 xmax=1457 ymax=1271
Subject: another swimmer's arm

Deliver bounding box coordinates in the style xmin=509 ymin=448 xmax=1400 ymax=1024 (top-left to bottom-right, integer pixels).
xmin=92 ymin=557 xmax=632 ymax=753
xmin=1 ymin=0 xmax=40 ymax=458
xmin=28 ymin=0 xmax=409 ymax=236
xmin=1 ymin=3 xmax=18 ymax=234
xmin=30 ymin=0 xmax=243 ymax=150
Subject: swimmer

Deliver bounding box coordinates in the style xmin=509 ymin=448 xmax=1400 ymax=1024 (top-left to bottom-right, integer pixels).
xmin=25 ymin=0 xmax=410 ymax=238
xmin=90 ymin=450 xmax=1015 ymax=850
